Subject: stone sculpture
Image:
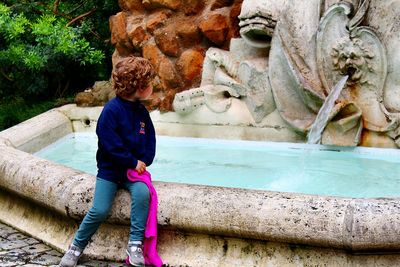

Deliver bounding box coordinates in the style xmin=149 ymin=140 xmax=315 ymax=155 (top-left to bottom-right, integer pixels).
xmin=172 ymin=41 xmax=272 ymax=122
xmin=173 ymin=0 xmax=400 ymax=148
xmin=173 ymin=0 xmax=283 ymax=122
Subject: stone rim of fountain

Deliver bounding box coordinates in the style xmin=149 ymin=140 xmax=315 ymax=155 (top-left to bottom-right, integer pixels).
xmin=0 ymin=104 xmax=399 ymax=261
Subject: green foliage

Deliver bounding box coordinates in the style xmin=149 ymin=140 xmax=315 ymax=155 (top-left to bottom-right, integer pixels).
xmin=0 ymin=1 xmax=119 ymax=102
xmin=0 ymin=97 xmax=57 ymax=131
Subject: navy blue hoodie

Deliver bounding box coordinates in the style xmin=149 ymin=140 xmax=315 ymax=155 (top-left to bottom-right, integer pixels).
xmin=96 ymin=96 xmax=156 ymax=183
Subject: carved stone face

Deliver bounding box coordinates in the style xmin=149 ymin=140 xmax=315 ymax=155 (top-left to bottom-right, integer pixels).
xmin=331 ymin=38 xmax=374 ymax=82
xmin=238 ymin=0 xmax=287 ymax=48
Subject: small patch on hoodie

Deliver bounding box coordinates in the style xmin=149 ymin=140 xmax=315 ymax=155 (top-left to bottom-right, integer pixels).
xmin=139 ymin=122 xmax=145 ymax=134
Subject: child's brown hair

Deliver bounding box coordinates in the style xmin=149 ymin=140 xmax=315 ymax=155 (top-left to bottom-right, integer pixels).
xmin=112 ymin=56 xmax=155 ymax=98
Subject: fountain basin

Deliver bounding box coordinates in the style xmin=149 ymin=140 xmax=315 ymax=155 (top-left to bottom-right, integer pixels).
xmin=35 ymin=132 xmax=400 ymax=198
xmin=0 ymin=104 xmax=399 ymax=266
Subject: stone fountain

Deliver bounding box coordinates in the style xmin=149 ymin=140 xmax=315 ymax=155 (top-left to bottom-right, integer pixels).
xmin=1 ymin=0 xmax=400 ymax=266
xmin=171 ymin=0 xmax=400 ymax=148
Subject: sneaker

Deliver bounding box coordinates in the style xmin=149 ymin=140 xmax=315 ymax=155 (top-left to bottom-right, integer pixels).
xmin=126 ymin=241 xmax=145 ymax=267
xmin=59 ymin=244 xmax=83 ymax=267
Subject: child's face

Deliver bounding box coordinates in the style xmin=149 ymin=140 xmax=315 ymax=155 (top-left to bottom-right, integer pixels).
xmin=134 ymin=84 xmax=153 ymax=100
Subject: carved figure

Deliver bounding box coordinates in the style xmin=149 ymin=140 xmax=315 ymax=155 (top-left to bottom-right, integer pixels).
xmin=269 ymin=0 xmax=400 ymax=146
xmin=331 ymin=38 xmax=374 ymax=84
xmin=172 ymin=48 xmax=243 ymax=114
xmin=173 ymin=0 xmax=283 ymax=122
xmin=173 ymin=0 xmax=400 ymax=148
xmin=270 ymin=1 xmax=398 ymax=145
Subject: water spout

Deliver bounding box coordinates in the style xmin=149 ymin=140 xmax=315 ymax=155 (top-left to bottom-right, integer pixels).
xmin=307 ymin=75 xmax=349 ymax=144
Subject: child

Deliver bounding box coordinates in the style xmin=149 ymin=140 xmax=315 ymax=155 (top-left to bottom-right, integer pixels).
xmin=60 ymin=56 xmax=157 ymax=267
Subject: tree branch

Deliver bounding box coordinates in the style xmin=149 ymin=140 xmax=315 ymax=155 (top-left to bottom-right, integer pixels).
xmin=66 ymin=8 xmax=97 ymax=27
xmin=0 ymin=69 xmax=13 ymax=82
xmin=65 ymin=0 xmax=88 ymax=15
xmin=60 ymin=79 xmax=70 ymax=97
xmin=53 ymin=0 xmax=61 ymax=14
xmin=31 ymin=2 xmax=72 ymax=20
xmin=89 ymin=29 xmax=102 ymax=40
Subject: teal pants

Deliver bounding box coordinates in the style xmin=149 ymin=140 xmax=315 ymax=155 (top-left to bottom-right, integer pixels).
xmin=73 ymin=177 xmax=149 ymax=249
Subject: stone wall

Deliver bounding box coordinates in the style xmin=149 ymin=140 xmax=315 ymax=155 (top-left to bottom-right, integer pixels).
xmin=109 ymin=0 xmax=243 ymax=111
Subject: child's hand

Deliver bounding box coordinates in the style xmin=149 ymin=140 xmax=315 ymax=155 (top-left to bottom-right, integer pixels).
xmin=135 ymin=160 xmax=146 ymax=174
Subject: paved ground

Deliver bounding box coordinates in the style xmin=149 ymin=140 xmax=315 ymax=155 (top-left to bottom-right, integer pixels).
xmin=0 ymin=222 xmax=126 ymax=267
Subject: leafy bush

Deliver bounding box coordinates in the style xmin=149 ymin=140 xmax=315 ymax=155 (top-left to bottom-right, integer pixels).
xmin=0 ymin=1 xmax=119 ymax=101
xmin=0 ymin=97 xmax=55 ymax=130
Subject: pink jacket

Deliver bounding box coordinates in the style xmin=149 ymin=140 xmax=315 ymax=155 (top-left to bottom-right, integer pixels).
xmin=127 ymin=170 xmax=163 ymax=267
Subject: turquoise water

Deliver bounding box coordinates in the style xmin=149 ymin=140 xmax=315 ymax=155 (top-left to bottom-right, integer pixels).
xmin=35 ymin=133 xmax=400 ymax=198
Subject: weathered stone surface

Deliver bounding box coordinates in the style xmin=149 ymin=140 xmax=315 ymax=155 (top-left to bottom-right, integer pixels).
xmin=240 ymin=59 xmax=274 ymax=122
xmin=366 ymin=1 xmax=400 ymax=113
xmin=105 ymin=0 xmax=240 ymax=112
xmin=109 ymin=12 xmax=131 ymax=50
xmin=154 ymin=25 xmax=180 ymax=57
xmin=172 ymin=38 xmax=272 ymax=119
xmin=30 ymin=253 xmax=62 ymax=265
xmin=319 ymin=103 xmax=362 ymax=146
xmin=142 ymin=42 xmax=165 ymax=78
xmin=2 ymin=105 xmax=400 ymax=266
xmin=75 ymin=81 xmax=114 ymax=107
xmin=176 ymin=49 xmax=205 ymax=84
xmin=145 ymin=10 xmax=172 ymax=34
xmin=75 ymin=91 xmax=98 ymax=107
xmin=158 ymin=0 xmax=398 ymax=147
xmin=159 ymin=89 xmax=176 ymax=112
xmin=128 ymin=25 xmax=150 ymax=49
xmin=20 ymin=243 xmax=51 ymax=254
xmin=228 ymin=0 xmax=243 ymax=39
xmin=176 ymin=19 xmax=201 ymax=47
xmin=158 ymin=57 xmax=181 ymax=88
xmin=199 ymin=14 xmax=229 ymax=45
xmin=0 ymin=240 xmax=28 ymax=250
xmin=181 ymin=0 xmax=204 ymax=15
xmin=142 ymin=0 xmax=181 ymax=10
xmin=211 ymin=0 xmax=234 ymax=10
xmin=0 ymin=224 xmax=17 ymax=238
xmin=0 ymin=222 xmax=124 ymax=266
xmin=7 ymin=233 xmax=29 ymax=241
xmin=360 ymin=130 xmax=397 ymax=148
xmin=0 ymin=109 xmax=72 ymax=153
xmin=118 ymin=0 xmax=144 ymax=12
